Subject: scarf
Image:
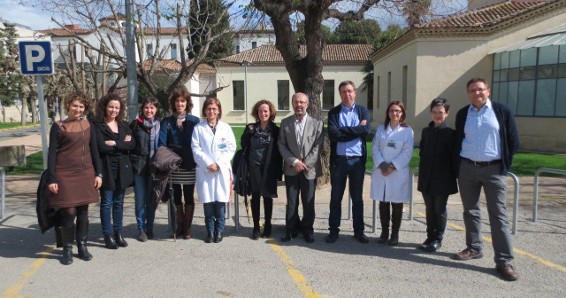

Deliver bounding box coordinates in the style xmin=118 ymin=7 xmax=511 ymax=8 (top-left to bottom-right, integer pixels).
xmin=142 ymin=117 xmax=160 ymax=158
xmin=173 ymin=111 xmax=186 ymax=132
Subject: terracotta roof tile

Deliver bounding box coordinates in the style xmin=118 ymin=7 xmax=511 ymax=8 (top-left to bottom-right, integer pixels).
xmin=417 ymin=0 xmax=560 ymax=31
xmin=142 ymin=59 xmax=216 ymax=74
xmin=218 ymin=44 xmax=373 ymax=66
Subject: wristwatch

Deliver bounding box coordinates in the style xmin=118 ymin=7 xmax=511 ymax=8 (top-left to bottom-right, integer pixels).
xmin=97 ymin=174 xmax=104 ymax=178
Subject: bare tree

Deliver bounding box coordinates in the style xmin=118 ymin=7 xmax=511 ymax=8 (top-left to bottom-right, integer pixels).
xmin=33 ymin=0 xmax=239 ymax=113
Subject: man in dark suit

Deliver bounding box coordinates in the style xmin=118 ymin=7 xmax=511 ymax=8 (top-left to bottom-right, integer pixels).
xmin=326 ymin=81 xmax=371 ymax=244
xmin=452 ymin=78 xmax=519 ymax=281
xmin=278 ymin=92 xmax=324 ymax=243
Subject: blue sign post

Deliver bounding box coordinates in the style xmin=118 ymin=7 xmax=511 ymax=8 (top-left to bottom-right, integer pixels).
xmin=18 ymin=41 xmax=54 ymax=169
xmin=18 ymin=41 xmax=54 ymax=75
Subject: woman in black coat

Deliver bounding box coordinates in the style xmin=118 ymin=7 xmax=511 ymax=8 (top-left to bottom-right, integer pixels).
xmin=417 ymin=98 xmax=458 ymax=252
xmin=241 ymin=100 xmax=282 ymax=239
xmin=94 ymin=93 xmax=135 ymax=249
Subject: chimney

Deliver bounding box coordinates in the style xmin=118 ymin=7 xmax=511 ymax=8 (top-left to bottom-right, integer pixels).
xmin=65 ymin=24 xmax=81 ymax=30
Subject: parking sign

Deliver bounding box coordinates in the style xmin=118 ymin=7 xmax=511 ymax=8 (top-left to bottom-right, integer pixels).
xmin=18 ymin=41 xmax=54 ymax=75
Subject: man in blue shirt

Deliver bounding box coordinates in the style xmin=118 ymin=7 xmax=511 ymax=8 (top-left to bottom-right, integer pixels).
xmin=452 ymin=78 xmax=519 ymax=281
xmin=326 ymin=81 xmax=371 ymax=243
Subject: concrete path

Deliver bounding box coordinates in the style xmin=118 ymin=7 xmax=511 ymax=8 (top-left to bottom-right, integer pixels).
xmin=1 ymin=129 xmax=565 ymax=297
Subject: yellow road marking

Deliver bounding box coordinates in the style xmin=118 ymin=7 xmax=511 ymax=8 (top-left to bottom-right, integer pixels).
xmin=415 ymin=211 xmax=566 ymax=272
xmin=2 ymin=246 xmax=56 ymax=298
xmin=268 ymin=241 xmax=321 ymax=298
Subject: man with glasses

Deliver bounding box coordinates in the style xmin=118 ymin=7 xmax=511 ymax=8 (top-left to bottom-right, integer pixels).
xmin=326 ymin=81 xmax=372 ymax=244
xmin=452 ymin=78 xmax=520 ymax=281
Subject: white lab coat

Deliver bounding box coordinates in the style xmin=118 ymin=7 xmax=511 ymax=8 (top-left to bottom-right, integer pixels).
xmin=370 ymin=124 xmax=414 ymax=203
xmin=191 ymin=120 xmax=236 ymax=203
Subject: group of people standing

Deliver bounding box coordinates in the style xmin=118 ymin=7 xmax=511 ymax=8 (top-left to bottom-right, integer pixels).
xmin=46 ymin=89 xmax=235 ymax=265
xmin=45 ymin=77 xmax=519 ymax=281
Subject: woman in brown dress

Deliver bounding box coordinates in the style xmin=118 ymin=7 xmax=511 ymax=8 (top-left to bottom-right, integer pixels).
xmin=47 ymin=92 xmax=103 ymax=265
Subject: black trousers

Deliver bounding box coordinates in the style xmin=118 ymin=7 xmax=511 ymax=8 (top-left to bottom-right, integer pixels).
xmin=422 ymin=194 xmax=448 ymax=241
xmin=284 ymin=173 xmax=316 ymax=235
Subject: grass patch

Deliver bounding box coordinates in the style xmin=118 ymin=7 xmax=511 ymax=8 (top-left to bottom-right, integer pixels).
xmin=8 ymin=126 xmax=566 ymax=177
xmin=4 ymin=151 xmax=44 ymax=175
xmin=0 ymin=122 xmax=36 ymax=130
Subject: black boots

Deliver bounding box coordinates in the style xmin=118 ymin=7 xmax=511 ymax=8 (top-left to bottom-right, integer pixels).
xmin=104 ymin=234 xmax=118 ymax=249
xmin=377 ymin=202 xmax=390 ymax=244
xmin=114 ymin=231 xmax=128 ymax=247
xmin=251 ymin=197 xmax=261 ymax=240
xmin=388 ymin=203 xmax=403 ymax=246
xmin=58 ymin=225 xmax=75 ymax=265
xmin=76 ymin=220 xmax=92 ymax=261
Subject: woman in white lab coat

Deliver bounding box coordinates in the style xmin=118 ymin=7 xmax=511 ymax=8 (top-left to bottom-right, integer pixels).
xmin=191 ymin=97 xmax=236 ymax=243
xmin=371 ymin=101 xmax=414 ymax=246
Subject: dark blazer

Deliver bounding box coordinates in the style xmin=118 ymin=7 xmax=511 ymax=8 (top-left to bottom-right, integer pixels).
xmin=418 ymin=121 xmax=458 ymax=196
xmin=327 ymin=103 xmax=371 ymax=164
xmin=158 ymin=114 xmax=200 ymax=170
xmin=455 ymin=101 xmax=519 ymax=176
xmin=95 ymin=120 xmax=135 ymax=190
xmin=241 ymin=122 xmax=283 ymax=198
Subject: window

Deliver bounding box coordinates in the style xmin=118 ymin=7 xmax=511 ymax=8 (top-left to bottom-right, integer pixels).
xmin=236 ymin=46 xmax=240 ymax=53
xmin=492 ymin=44 xmax=566 ymax=118
xmin=171 ymin=44 xmax=177 ymax=60
xmin=277 ymin=80 xmax=290 ymax=110
xmin=233 ymin=80 xmax=245 ymax=111
xmin=252 ymin=42 xmax=257 ymax=49
xmin=146 ymin=43 xmax=153 ymax=58
xmin=322 ymin=80 xmax=335 ymax=110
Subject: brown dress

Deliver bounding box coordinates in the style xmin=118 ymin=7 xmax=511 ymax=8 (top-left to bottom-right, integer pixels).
xmin=48 ymin=119 xmax=101 ymax=208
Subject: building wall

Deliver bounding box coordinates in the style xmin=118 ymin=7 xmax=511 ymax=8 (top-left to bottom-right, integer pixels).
xmin=372 ymin=9 xmax=566 ymax=153
xmin=215 ymin=64 xmax=368 ymax=124
xmin=232 ymin=32 xmax=276 ymax=53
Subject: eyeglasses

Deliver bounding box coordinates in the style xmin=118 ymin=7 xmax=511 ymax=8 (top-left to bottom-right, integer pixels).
xmin=468 ymin=88 xmax=487 ymax=93
xmin=389 ymin=109 xmax=403 ymax=114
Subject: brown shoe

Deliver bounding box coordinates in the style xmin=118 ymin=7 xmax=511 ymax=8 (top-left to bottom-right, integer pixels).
xmin=452 ymin=248 xmax=483 ymax=260
xmin=496 ymin=263 xmax=519 ymax=281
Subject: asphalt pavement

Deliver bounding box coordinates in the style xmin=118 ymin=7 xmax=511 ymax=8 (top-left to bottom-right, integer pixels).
xmin=1 ymin=128 xmax=565 ymax=297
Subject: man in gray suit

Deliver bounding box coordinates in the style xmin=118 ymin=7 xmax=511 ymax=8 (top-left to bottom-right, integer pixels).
xmin=278 ymin=92 xmax=324 ymax=243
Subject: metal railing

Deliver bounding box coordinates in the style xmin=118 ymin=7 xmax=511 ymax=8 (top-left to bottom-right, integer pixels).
xmin=532 ymin=168 xmax=566 ymax=222
xmin=408 ymin=167 xmax=520 ymax=235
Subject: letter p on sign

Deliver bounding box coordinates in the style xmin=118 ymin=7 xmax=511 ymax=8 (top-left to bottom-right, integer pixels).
xmin=18 ymin=41 xmax=53 ymax=76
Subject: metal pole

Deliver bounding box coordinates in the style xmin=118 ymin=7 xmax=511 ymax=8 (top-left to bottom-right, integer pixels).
xmin=1 ymin=167 xmax=5 ymax=220
xmin=507 ymin=172 xmax=519 ymax=235
xmin=35 ymin=76 xmax=49 ymax=170
xmin=125 ymin=0 xmax=138 ymax=121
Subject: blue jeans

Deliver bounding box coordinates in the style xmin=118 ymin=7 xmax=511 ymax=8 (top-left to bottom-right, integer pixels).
xmin=203 ymin=202 xmax=226 ymax=235
xmin=328 ymin=157 xmax=366 ymax=234
xmin=100 ymin=189 xmax=125 ymax=236
xmin=133 ymin=174 xmax=156 ymax=232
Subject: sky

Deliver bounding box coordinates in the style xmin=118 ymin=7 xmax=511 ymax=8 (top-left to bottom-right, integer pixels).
xmin=0 ymin=0 xmax=468 ymax=31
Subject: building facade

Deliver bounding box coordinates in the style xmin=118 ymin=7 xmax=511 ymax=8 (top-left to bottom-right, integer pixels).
xmin=371 ymin=0 xmax=566 ymax=153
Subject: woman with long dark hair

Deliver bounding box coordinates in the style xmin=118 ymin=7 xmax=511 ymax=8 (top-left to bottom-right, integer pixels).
xmin=371 ymin=101 xmax=414 ymax=246
xmin=94 ymin=93 xmax=135 ymax=249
